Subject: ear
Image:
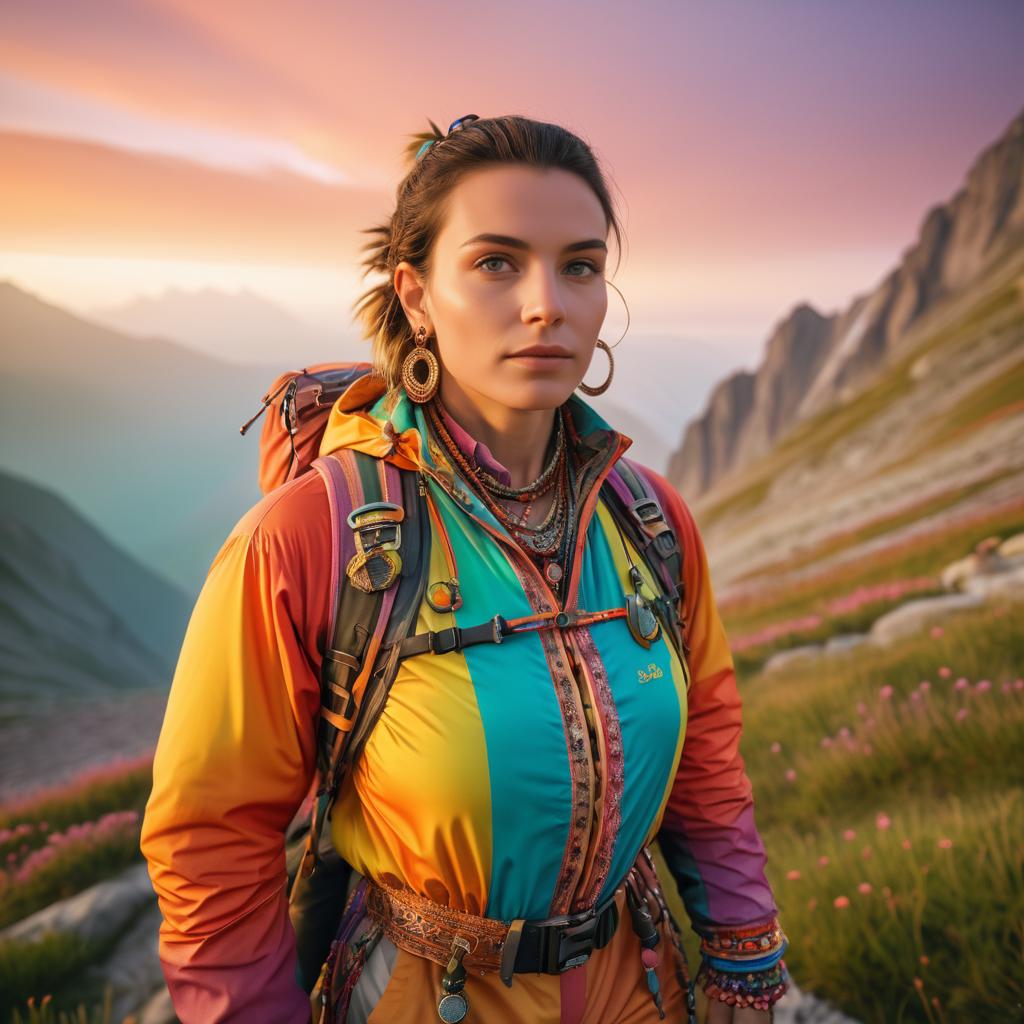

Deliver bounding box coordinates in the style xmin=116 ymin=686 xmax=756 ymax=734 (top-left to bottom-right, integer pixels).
xmin=393 ymin=261 xmax=431 ymax=333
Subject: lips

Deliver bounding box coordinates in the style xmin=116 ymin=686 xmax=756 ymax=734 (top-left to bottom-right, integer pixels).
xmin=506 ymin=345 xmax=574 ymax=359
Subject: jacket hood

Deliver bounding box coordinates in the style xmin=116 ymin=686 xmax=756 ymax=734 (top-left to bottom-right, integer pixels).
xmin=318 ymin=374 xmax=634 ymax=518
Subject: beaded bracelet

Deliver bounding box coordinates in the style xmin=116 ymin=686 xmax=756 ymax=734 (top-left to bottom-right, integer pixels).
xmin=695 ymin=958 xmax=790 ymax=1010
xmin=695 ymin=918 xmax=790 ymax=1009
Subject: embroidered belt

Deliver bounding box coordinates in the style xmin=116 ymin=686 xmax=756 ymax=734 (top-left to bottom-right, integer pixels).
xmin=364 ymin=874 xmax=622 ymax=984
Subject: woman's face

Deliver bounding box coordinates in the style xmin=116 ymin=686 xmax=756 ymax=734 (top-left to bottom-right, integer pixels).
xmin=404 ymin=164 xmax=610 ymax=413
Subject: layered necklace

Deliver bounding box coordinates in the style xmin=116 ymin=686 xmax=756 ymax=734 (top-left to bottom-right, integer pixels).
xmin=426 ymin=398 xmax=577 ymax=576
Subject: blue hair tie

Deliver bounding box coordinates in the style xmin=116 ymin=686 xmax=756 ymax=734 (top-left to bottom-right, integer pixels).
xmin=415 ymin=114 xmax=481 ymax=161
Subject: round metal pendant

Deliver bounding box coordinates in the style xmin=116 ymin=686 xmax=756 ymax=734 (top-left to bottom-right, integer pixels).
xmin=544 ymin=561 xmax=563 ymax=584
xmin=437 ymin=992 xmax=469 ymax=1023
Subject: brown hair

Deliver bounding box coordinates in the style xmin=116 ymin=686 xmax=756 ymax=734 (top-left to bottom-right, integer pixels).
xmin=351 ymin=114 xmax=626 ymax=397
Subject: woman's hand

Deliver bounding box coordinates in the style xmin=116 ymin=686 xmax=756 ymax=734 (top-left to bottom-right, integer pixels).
xmin=705 ymin=1000 xmax=773 ymax=1023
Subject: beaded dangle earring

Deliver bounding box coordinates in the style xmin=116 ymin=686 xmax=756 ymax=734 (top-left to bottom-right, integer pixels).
xmin=401 ymin=325 xmax=440 ymax=403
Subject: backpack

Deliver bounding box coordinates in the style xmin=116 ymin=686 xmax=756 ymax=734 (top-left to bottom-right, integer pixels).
xmin=239 ymin=363 xmax=690 ymax=993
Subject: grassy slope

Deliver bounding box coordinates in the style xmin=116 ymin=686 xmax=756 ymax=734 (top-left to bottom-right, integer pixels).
xmin=656 ymin=246 xmax=1024 ymax=1021
xmin=659 ymin=597 xmax=1024 ymax=1024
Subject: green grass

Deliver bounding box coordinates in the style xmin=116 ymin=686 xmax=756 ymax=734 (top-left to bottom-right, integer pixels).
xmin=1 ymin=938 xmax=122 ymax=1023
xmin=658 ymin=597 xmax=1024 ymax=1022
xmin=719 ymin=499 xmax=1024 ymax=647
xmin=0 ymin=759 xmax=152 ymax=863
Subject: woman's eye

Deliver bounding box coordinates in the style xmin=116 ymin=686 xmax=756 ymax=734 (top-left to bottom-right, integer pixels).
xmin=477 ymin=256 xmax=512 ymax=273
xmin=566 ymin=260 xmax=599 ymax=277
xmin=475 ymin=256 xmax=600 ymax=276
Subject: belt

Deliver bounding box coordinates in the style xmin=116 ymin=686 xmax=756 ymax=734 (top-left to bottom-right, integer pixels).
xmin=365 ymin=874 xmax=622 ymax=984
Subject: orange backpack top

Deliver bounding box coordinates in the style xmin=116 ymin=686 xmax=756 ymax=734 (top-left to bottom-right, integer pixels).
xmin=239 ymin=361 xmax=377 ymax=494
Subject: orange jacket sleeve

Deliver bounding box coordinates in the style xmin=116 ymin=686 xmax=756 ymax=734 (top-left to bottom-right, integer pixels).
xmin=140 ymin=472 xmax=331 ymax=1023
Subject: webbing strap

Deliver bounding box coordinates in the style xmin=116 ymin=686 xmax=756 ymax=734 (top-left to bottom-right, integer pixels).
xmin=603 ymin=460 xmax=689 ymax=662
xmin=394 ymin=606 xmax=629 ymax=659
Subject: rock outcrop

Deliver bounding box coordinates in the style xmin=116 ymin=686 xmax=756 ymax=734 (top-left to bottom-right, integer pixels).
xmin=670 ymin=107 xmax=1024 ymax=497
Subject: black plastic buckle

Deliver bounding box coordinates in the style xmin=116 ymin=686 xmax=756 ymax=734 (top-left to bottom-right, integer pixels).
xmin=629 ymin=497 xmax=663 ymax=525
xmin=430 ymin=626 xmax=462 ymax=654
xmin=552 ymin=913 xmax=601 ymax=971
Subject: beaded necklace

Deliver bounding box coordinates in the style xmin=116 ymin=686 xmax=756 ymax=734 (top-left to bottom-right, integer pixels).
xmin=425 ymin=400 xmax=576 ymax=574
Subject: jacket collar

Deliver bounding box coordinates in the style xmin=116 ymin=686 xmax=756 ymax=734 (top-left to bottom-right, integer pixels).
xmin=319 ymin=374 xmax=633 ymax=530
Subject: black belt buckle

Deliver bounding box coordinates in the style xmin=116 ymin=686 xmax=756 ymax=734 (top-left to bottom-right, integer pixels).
xmin=550 ymin=908 xmax=604 ymax=972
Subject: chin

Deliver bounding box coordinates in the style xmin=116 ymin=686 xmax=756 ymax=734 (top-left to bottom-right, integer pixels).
xmin=495 ymin=379 xmax=578 ymax=411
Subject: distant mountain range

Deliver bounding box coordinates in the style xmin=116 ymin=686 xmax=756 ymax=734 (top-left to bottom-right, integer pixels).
xmin=89 ymin=286 xmax=368 ymax=368
xmin=0 ymin=468 xmax=190 ymax=703
xmin=669 ymin=106 xmax=1024 ymax=501
xmin=0 ymin=281 xmax=278 ymax=594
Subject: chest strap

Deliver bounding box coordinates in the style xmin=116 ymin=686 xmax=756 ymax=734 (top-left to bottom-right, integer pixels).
xmin=394 ymin=607 xmax=629 ymax=658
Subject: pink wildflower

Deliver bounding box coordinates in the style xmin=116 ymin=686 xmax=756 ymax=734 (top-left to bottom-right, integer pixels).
xmin=833 ymin=896 xmax=850 ymax=909
xmin=858 ymin=882 xmax=873 ymax=895
xmin=976 ymin=680 xmax=992 ymax=693
xmin=955 ymin=708 xmax=969 ymax=722
xmin=938 ymin=838 xmax=953 ymax=850
xmin=954 ymin=678 xmax=969 ymax=692
xmin=902 ymin=839 xmax=912 ymax=850
xmin=879 ymin=685 xmax=894 ymax=700
xmin=929 ymin=625 xmax=944 ymax=638
xmin=821 ymin=736 xmax=833 ymax=749
xmin=938 ymin=666 xmax=951 ymax=678
xmin=786 ymin=870 xmax=802 ymax=881
xmin=843 ymin=829 xmax=856 ymax=842
xmin=818 ymin=855 xmax=830 ymax=867
xmin=919 ymin=681 xmax=931 ymax=692
xmin=770 ymin=742 xmax=782 ymax=754
xmin=785 ymin=769 xmax=797 ymax=782
xmin=876 ymin=813 xmax=891 ymax=830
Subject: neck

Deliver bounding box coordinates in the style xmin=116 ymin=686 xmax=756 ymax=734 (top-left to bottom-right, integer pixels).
xmin=437 ymin=379 xmax=557 ymax=488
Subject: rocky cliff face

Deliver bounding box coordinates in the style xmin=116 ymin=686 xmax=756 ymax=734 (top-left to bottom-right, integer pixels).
xmin=669 ymin=107 xmax=1024 ymax=497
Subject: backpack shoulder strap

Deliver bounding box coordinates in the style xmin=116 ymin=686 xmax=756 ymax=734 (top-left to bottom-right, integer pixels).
xmin=291 ymin=450 xmax=428 ymax=889
xmin=602 ymin=458 xmax=690 ymax=662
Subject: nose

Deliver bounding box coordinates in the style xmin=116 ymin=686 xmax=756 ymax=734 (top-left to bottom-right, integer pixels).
xmin=520 ymin=263 xmax=567 ymax=327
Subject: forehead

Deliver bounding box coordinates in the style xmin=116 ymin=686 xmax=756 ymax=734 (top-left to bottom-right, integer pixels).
xmin=436 ymin=165 xmax=607 ymax=246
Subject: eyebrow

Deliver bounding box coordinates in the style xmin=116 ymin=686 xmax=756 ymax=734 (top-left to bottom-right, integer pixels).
xmin=460 ymin=233 xmax=607 ymax=253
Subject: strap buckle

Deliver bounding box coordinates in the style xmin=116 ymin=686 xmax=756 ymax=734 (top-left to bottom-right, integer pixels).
xmin=430 ymin=626 xmax=462 ymax=654
xmin=539 ymin=898 xmax=618 ymax=973
xmin=628 ymin=496 xmax=679 ymax=560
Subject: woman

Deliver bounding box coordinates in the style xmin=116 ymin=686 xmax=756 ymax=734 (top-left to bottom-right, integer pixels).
xmin=140 ymin=114 xmax=788 ymax=1023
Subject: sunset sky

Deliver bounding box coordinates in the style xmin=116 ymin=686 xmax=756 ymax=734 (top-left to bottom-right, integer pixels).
xmin=2 ymin=0 xmax=1023 ymax=372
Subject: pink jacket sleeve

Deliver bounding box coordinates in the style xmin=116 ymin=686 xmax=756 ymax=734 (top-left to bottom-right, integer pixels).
xmin=140 ymin=473 xmax=331 ymax=1023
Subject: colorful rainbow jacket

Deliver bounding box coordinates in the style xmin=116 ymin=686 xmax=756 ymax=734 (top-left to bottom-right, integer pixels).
xmin=140 ymin=378 xmax=782 ymax=1022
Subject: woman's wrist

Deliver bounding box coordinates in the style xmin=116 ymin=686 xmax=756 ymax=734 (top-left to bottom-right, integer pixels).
xmin=694 ymin=917 xmax=789 ymax=1011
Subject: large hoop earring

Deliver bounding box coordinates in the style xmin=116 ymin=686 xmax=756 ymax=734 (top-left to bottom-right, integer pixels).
xmin=577 ymin=339 xmax=614 ymax=396
xmin=401 ymin=325 xmax=440 ymax=403
xmin=604 ymin=279 xmax=630 ymax=350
